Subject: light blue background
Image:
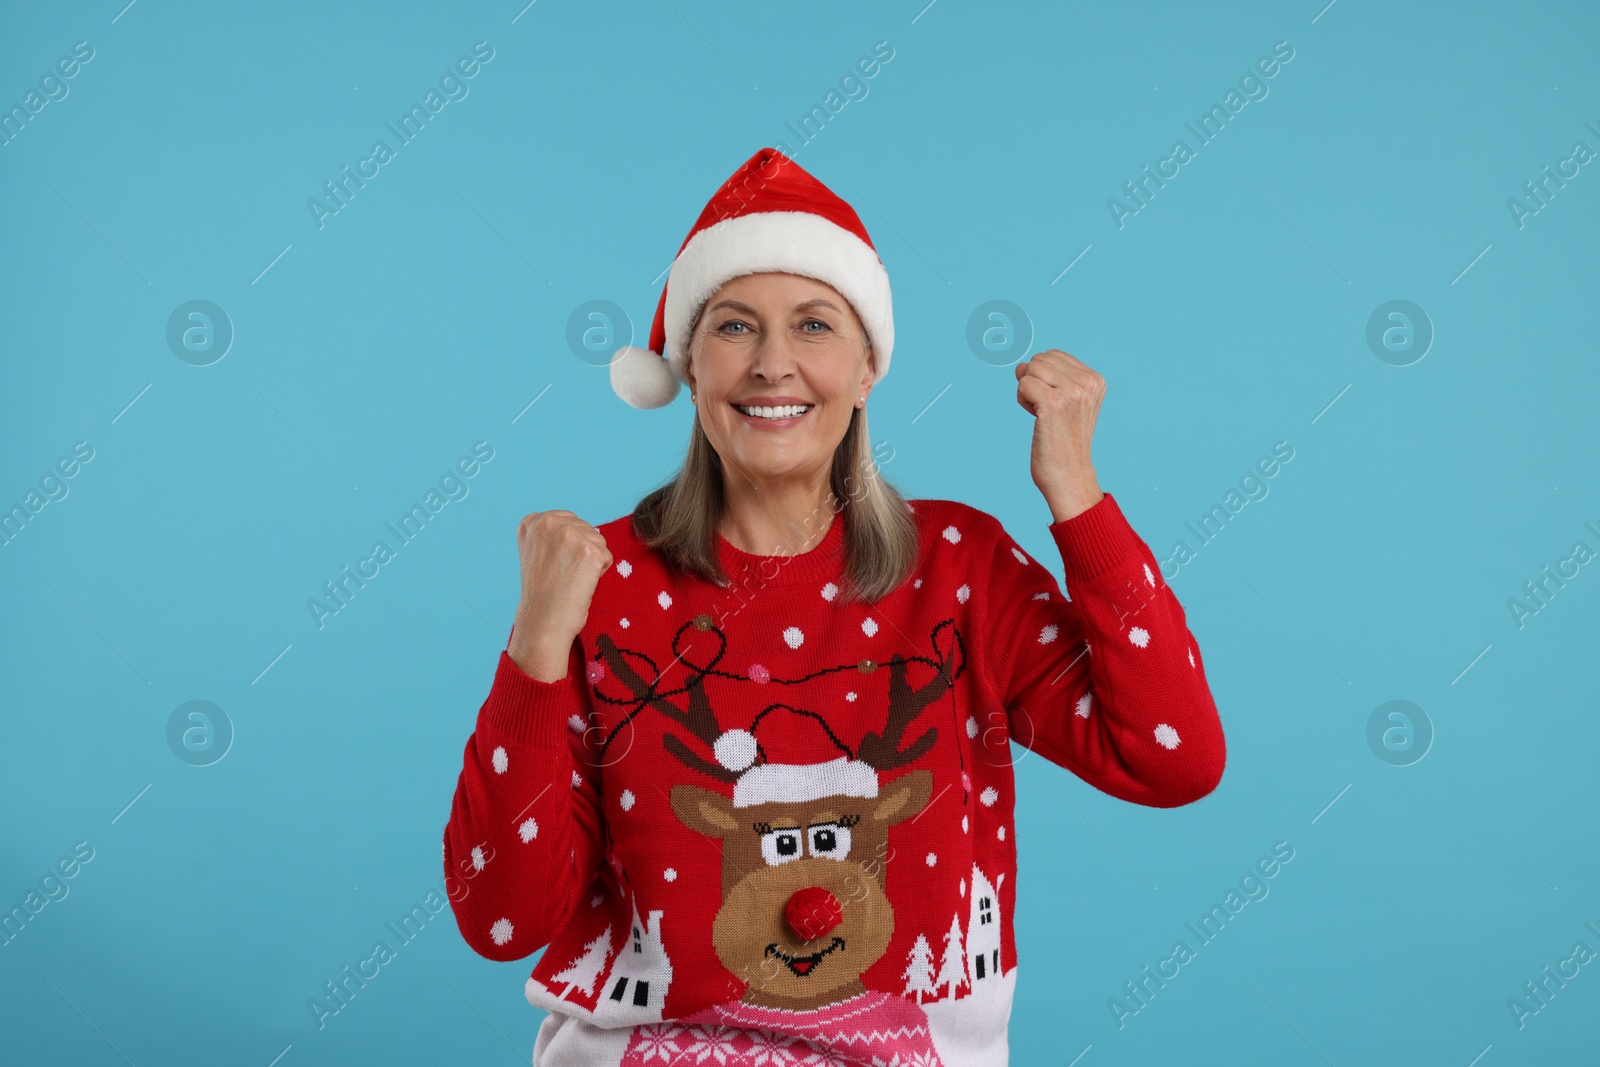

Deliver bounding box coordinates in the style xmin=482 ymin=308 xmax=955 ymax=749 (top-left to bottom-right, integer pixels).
xmin=2 ymin=1 xmax=1597 ymax=1064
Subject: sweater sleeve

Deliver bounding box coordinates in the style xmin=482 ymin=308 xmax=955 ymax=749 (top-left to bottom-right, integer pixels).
xmin=443 ymin=627 xmax=607 ymax=961
xmin=983 ymin=492 xmax=1226 ymax=807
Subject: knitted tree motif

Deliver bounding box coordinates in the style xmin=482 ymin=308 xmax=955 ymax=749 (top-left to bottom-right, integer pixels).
xmin=902 ymin=934 xmax=937 ymax=1003
xmin=552 ymin=927 xmax=612 ymax=999
xmin=936 ymin=914 xmax=966 ymax=1000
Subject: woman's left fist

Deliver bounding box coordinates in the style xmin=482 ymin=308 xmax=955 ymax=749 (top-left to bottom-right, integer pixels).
xmin=1014 ymin=349 xmax=1105 ymax=521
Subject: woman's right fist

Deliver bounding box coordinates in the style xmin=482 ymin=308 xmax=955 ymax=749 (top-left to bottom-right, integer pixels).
xmin=507 ymin=510 xmax=612 ymax=682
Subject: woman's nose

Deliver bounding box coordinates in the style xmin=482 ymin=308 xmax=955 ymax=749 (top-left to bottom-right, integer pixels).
xmin=749 ymin=337 xmax=798 ymax=380
xmin=785 ymin=885 xmax=843 ymax=941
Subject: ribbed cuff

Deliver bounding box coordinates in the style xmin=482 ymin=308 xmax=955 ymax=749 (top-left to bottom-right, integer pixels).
xmin=1048 ymin=491 xmax=1146 ymax=584
xmin=481 ymin=649 xmax=579 ymax=750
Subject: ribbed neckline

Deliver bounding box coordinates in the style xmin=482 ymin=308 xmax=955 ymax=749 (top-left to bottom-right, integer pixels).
xmin=715 ymin=506 xmax=847 ymax=587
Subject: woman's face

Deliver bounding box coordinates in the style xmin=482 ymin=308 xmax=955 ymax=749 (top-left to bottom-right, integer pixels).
xmin=685 ymin=272 xmax=874 ymax=486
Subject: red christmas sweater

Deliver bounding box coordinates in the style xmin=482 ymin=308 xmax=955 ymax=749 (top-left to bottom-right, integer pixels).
xmin=443 ymin=492 xmax=1225 ymax=1066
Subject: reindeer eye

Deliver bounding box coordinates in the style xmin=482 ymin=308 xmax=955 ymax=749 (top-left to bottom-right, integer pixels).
xmin=808 ymin=824 xmax=851 ymax=860
xmin=761 ymin=830 xmax=803 ymax=866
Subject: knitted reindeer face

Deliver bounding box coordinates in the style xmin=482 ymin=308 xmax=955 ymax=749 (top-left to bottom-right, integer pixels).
xmin=591 ymin=614 xmax=963 ymax=1013
xmin=670 ymin=766 xmax=933 ymax=1008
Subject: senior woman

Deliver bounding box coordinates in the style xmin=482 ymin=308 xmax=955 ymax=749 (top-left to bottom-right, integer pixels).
xmin=443 ymin=148 xmax=1226 ymax=1066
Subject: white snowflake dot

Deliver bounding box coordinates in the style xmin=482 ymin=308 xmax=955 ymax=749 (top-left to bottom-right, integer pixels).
xmin=489 ymin=918 xmax=514 ymax=946
xmin=926 ymin=852 xmax=937 ymax=867
xmin=519 ymin=818 xmax=538 ymax=842
xmin=942 ymin=525 xmax=961 ymax=543
xmin=620 ymin=617 xmax=631 ymax=629
xmin=845 ymin=691 xmax=857 ymax=702
xmin=783 ymin=625 xmax=804 ymax=648
xmin=567 ymin=714 xmax=585 ymax=733
xmin=980 ymin=786 xmax=999 ymax=806
xmin=861 ymin=617 xmax=879 ymax=637
xmin=913 ymin=578 xmax=923 ymax=588
xmin=620 ymin=788 xmax=636 ymax=811
xmin=491 ymin=746 xmax=508 ymax=774
xmin=617 ymin=560 xmax=632 ymax=577
xmin=664 ymin=867 xmax=677 ymax=882
xmin=1188 ymin=647 xmax=1195 ymax=667
xmin=590 ymin=894 xmax=603 ymax=907
xmin=1154 ymin=723 xmax=1181 ymax=749
xmin=962 ymin=814 xmax=969 ymax=833
xmin=956 ymin=584 xmax=970 ymax=604
xmin=1011 ymin=546 xmax=1029 ymax=564
xmin=1075 ymin=692 xmax=1093 ymax=718
xmin=966 ymin=715 xmax=978 ymax=738
xmin=1038 ymin=623 xmax=1058 ymax=644
xmin=471 ymin=846 xmax=486 ymax=871
xmin=657 ymin=590 xmax=672 ymax=609
xmin=821 ymin=582 xmax=839 ymax=601
xmin=1129 ymin=626 xmax=1150 ymax=648
xmin=571 ymin=769 xmax=582 ymax=787
xmin=1143 ymin=562 xmax=1156 ymax=587
xmin=997 ymin=825 xmax=1006 ymax=841
xmin=1032 ymin=591 xmax=1050 ymax=601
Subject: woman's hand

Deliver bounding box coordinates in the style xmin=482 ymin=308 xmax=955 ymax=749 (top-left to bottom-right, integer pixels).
xmin=1014 ymin=349 xmax=1106 ymax=523
xmin=507 ymin=510 xmax=612 ymax=682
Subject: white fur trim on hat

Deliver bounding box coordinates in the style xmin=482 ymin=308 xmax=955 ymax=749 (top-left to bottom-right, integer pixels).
xmin=732 ymin=756 xmax=879 ymax=809
xmin=610 ymin=344 xmax=681 ymax=409
xmin=663 ymin=212 xmax=893 ymax=386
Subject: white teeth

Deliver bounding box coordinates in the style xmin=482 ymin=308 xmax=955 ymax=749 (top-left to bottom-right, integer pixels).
xmin=736 ymin=404 xmax=810 ymax=419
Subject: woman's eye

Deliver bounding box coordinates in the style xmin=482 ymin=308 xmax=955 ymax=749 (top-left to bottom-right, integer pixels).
xmin=762 ymin=831 xmax=803 ymax=865
xmin=718 ymin=321 xmax=748 ymax=334
xmin=807 ymin=824 xmax=850 ymax=859
xmin=800 ymin=319 xmax=829 ymax=333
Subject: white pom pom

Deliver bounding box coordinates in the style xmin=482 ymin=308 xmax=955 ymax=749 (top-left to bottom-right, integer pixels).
xmin=714 ymin=728 xmax=758 ymax=772
xmin=610 ymin=345 xmax=681 ymax=409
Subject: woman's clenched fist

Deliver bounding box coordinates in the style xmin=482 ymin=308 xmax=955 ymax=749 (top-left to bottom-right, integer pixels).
xmin=507 ymin=510 xmax=612 ymax=682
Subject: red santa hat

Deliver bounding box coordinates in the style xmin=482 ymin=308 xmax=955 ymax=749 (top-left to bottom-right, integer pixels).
xmin=610 ymin=147 xmax=895 ymax=409
xmin=712 ymin=706 xmax=879 ymax=809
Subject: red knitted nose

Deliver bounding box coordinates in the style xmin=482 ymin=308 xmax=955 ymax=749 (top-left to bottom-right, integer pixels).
xmin=785 ymin=886 xmax=843 ymax=942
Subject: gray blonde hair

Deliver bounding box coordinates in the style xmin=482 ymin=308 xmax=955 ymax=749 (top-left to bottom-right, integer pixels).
xmin=630 ymin=321 xmax=918 ymax=605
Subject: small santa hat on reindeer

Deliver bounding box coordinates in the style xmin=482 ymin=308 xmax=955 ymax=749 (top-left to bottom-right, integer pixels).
xmin=711 ymin=706 xmax=879 ymax=808
xmin=609 ymin=147 xmax=896 ymax=409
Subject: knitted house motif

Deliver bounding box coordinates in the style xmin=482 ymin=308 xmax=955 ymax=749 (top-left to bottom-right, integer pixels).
xmin=592 ymin=904 xmax=672 ymax=1024
xmin=916 ymin=864 xmax=1017 ymax=1063
xmin=966 ymin=865 xmax=1005 ymax=988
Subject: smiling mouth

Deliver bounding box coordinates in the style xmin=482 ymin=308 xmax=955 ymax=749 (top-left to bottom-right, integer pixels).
xmin=733 ymin=402 xmax=814 ymax=421
xmin=765 ymin=935 xmax=845 ymax=977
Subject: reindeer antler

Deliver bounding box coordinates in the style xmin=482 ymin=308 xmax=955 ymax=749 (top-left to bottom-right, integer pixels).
xmin=593 ymin=615 xmax=967 ymax=782
xmin=855 ymin=619 xmax=966 ymax=771
xmin=594 ymin=617 xmax=741 ymax=783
